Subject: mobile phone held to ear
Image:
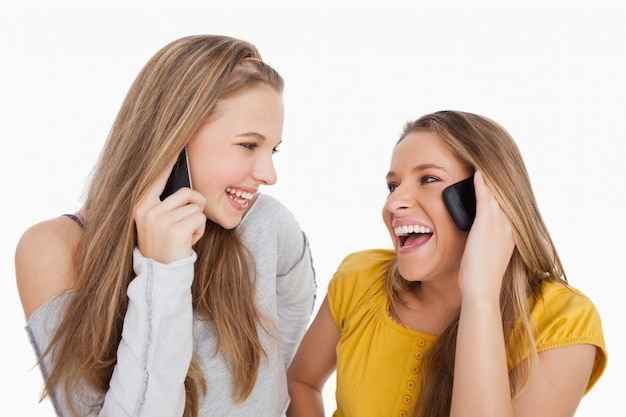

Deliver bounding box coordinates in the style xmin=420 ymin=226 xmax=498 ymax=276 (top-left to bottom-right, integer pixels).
xmin=442 ymin=175 xmax=476 ymax=231
xmin=159 ymin=148 xmax=192 ymax=201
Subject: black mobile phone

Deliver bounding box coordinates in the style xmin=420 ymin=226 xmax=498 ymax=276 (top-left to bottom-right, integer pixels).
xmin=442 ymin=175 xmax=476 ymax=231
xmin=159 ymin=148 xmax=192 ymax=201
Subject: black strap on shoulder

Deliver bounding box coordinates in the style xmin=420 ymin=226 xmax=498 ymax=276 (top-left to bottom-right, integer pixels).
xmin=62 ymin=213 xmax=85 ymax=229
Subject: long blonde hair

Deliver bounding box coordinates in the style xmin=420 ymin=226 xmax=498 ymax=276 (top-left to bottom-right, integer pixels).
xmin=39 ymin=35 xmax=284 ymax=417
xmin=384 ymin=110 xmax=567 ymax=417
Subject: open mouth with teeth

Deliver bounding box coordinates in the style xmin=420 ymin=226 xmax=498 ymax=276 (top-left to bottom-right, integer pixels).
xmin=394 ymin=225 xmax=433 ymax=248
xmin=226 ymin=187 xmax=254 ymax=205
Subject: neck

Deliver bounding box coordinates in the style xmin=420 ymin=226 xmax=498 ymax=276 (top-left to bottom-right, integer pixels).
xmin=391 ymin=280 xmax=461 ymax=335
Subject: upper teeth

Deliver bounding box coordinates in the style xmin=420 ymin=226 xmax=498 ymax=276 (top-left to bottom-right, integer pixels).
xmin=226 ymin=187 xmax=254 ymax=200
xmin=394 ymin=225 xmax=432 ymax=236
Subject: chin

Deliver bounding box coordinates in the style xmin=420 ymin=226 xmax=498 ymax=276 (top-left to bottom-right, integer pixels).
xmin=205 ymin=212 xmax=241 ymax=230
xmin=213 ymin=220 xmax=240 ymax=230
xmin=397 ymin=263 xmax=424 ymax=283
xmin=218 ymin=216 xmax=244 ymax=230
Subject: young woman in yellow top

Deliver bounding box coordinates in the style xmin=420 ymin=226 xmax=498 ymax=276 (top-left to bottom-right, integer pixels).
xmin=286 ymin=110 xmax=607 ymax=417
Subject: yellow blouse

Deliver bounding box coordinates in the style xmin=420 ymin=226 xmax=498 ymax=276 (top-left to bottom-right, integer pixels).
xmin=327 ymin=249 xmax=607 ymax=417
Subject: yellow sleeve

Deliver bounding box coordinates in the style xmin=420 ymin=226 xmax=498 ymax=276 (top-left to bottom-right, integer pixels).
xmin=327 ymin=249 xmax=395 ymax=331
xmin=530 ymin=281 xmax=608 ymax=393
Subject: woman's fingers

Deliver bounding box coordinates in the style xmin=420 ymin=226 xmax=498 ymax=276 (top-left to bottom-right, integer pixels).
xmin=133 ymin=160 xmax=206 ymax=264
xmin=459 ymin=171 xmax=515 ymax=301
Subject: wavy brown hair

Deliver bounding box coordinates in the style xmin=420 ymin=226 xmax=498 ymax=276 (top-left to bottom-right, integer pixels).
xmin=384 ymin=110 xmax=567 ymax=417
xmin=38 ymin=35 xmax=284 ymax=417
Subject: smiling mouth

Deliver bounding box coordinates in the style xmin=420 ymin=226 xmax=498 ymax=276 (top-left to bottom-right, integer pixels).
xmin=394 ymin=225 xmax=433 ymax=248
xmin=226 ymin=187 xmax=254 ymax=204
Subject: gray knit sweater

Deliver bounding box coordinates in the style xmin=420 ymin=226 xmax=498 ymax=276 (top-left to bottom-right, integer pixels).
xmin=25 ymin=194 xmax=317 ymax=417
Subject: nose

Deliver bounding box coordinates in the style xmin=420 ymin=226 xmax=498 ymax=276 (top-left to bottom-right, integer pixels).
xmin=253 ymin=153 xmax=277 ymax=185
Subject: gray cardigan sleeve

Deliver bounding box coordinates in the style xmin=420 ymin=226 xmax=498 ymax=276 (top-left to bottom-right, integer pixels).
xmin=26 ymin=249 xmax=196 ymax=417
xmin=275 ymin=228 xmax=316 ymax=367
xmin=100 ymin=248 xmax=195 ymax=417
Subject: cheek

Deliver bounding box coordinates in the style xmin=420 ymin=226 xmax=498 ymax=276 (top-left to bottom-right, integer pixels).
xmin=431 ymin=198 xmax=458 ymax=232
xmin=194 ymin=161 xmax=254 ymax=198
xmin=381 ymin=208 xmax=396 ymax=243
xmin=189 ymin=155 xmax=225 ymax=194
xmin=432 ymin=200 xmax=469 ymax=255
xmin=443 ymin=224 xmax=469 ymax=263
xmin=188 ymin=144 xmax=236 ymax=188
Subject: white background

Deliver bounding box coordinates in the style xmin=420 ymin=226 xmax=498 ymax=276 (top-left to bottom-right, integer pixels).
xmin=1 ymin=1 xmax=624 ymax=416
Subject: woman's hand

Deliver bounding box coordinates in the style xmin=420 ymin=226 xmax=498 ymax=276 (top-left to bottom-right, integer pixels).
xmin=133 ymin=158 xmax=207 ymax=264
xmin=458 ymin=171 xmax=515 ymax=303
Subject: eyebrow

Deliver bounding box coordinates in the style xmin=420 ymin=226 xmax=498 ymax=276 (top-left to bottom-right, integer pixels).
xmin=236 ymin=132 xmax=266 ymax=140
xmin=386 ymin=163 xmax=447 ymax=180
xmin=236 ymin=132 xmax=283 ymax=147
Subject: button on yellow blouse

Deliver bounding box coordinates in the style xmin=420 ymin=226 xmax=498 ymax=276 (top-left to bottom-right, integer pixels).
xmin=329 ymin=250 xmax=436 ymax=417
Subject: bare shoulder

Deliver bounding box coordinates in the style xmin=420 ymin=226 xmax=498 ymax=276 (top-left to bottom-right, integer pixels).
xmin=15 ymin=215 xmax=82 ymax=321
